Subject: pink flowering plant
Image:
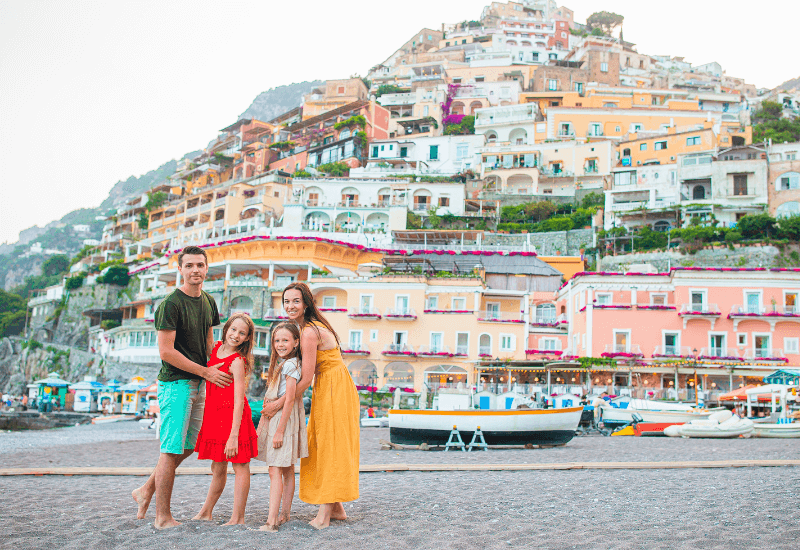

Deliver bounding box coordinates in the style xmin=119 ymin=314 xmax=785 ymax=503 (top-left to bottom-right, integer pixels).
xmin=319 ymin=307 xmax=348 ymax=313
xmin=424 ymin=309 xmax=473 ymax=314
xmin=340 ymin=349 xmax=370 ymax=355
xmin=525 ymin=349 xmax=563 ymax=356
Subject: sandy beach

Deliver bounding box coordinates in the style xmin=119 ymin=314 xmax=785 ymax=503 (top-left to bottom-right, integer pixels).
xmin=1 ymin=422 xmax=799 ymax=549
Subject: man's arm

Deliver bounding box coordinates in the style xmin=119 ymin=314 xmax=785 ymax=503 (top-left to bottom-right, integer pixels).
xmin=206 ymin=327 xmax=214 ymax=360
xmin=157 ymin=330 xmax=231 ymax=388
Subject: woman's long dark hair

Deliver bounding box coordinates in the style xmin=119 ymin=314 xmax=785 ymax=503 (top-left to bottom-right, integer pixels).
xmin=282 ymin=282 xmax=340 ymax=345
xmin=267 ymin=321 xmax=302 ymax=389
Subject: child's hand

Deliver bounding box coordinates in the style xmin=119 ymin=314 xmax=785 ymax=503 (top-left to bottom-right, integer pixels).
xmin=272 ymin=431 xmax=284 ymax=449
xmin=225 ymin=436 xmax=238 ymax=459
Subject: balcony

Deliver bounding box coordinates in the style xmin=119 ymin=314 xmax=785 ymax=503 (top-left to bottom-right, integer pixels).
xmin=412 ymin=203 xmax=430 ymax=212
xmin=477 ymin=311 xmax=524 ymax=324
xmin=263 ymin=308 xmax=289 ymax=321
xmin=530 ymin=315 xmax=559 ymax=327
xmin=382 ymin=343 xmax=416 ymax=357
xmin=185 ymin=206 xmax=199 ymax=216
xmin=742 ymin=349 xmax=788 ymax=362
xmin=601 ymin=344 xmax=644 ymax=358
xmin=348 ymin=307 xmax=381 ymax=320
xmin=338 ymin=200 xmax=361 ymax=208
xmin=728 ymin=304 xmax=800 ymax=329
xmin=203 ymin=280 xmax=225 ymax=292
xmin=679 ymin=303 xmax=721 ymax=329
xmin=377 ymin=93 xmax=415 ymax=106
xmin=385 ymin=308 xmax=417 ymax=321
xmin=244 ymin=196 xmax=263 ymax=206
xmin=584 ymin=166 xmax=600 ymax=175
xmin=652 ymin=345 xmax=694 ymax=358
xmin=478 ymin=346 xmax=492 ymax=357
xmin=341 ymin=346 xmax=370 ymax=356
xmin=417 ymin=345 xmax=455 ymax=357
xmin=698 ymin=347 xmax=741 ymax=361
xmin=150 ymin=219 xmax=163 ymax=229
xmin=423 ymin=308 xmax=474 ymax=315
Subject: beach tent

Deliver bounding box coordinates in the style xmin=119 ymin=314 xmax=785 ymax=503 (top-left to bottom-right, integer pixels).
xmin=32 ymin=372 xmax=70 ymax=408
xmin=137 ymin=383 xmax=159 ymax=415
xmin=120 ymin=377 xmax=148 ymax=414
xmin=98 ymin=379 xmax=123 ymax=413
xmin=70 ymin=378 xmax=104 ymax=412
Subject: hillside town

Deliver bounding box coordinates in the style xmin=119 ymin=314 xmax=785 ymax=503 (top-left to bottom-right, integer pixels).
xmin=15 ymin=0 xmax=800 ymax=410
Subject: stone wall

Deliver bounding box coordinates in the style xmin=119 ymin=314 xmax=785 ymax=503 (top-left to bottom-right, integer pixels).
xmin=598 ymin=245 xmax=784 ymax=273
xmin=52 ymin=281 xmax=132 ymax=348
xmin=484 ymin=228 xmax=593 ymax=256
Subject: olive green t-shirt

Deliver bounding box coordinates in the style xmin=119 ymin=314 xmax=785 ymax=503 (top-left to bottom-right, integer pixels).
xmin=155 ymin=289 xmax=220 ymax=382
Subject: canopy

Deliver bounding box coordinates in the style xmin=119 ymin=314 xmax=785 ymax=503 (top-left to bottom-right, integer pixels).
xmin=32 ymin=373 xmax=70 ymax=387
xmin=718 ymin=385 xmax=758 ymax=401
xmin=138 ymin=382 xmax=158 ymax=393
xmin=70 ymin=381 xmax=104 ymax=391
xmin=120 ymin=382 xmax=149 ymax=392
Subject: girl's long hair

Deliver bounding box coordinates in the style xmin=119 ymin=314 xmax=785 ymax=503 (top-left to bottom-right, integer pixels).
xmin=282 ymin=282 xmax=340 ymax=345
xmin=268 ymin=322 xmax=302 ymax=389
xmin=221 ymin=312 xmax=255 ymax=377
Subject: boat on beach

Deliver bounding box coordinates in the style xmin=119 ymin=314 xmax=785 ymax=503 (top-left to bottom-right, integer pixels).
xmin=752 ymin=422 xmax=800 ymax=438
xmin=664 ymin=410 xmax=754 ymax=438
xmin=388 ymin=407 xmax=583 ymax=446
xmin=600 ymin=405 xmax=719 ymax=426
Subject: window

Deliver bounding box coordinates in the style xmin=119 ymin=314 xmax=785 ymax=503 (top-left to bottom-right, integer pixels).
xmin=359 ymin=295 xmax=373 ymax=314
xmin=601 ymin=62 xmax=608 ymax=73
xmin=655 ymin=141 xmax=667 ymax=150
xmin=475 ymin=76 xmax=485 ymax=83
xmin=456 ymin=144 xmax=469 ymax=160
xmin=399 ymin=146 xmax=408 ymax=158
xmin=439 ymin=197 xmax=450 ymax=207
xmin=613 ymin=330 xmax=630 ymax=353
xmin=395 ymin=295 xmax=410 ymax=315
xmin=213 ymin=328 xmax=222 ymax=341
xmin=737 ymin=333 xmax=747 ymax=346
xmin=452 ymin=297 xmax=466 ymax=310
xmin=574 ymin=82 xmax=583 ymax=94
xmin=479 ymin=334 xmax=492 ymax=355
xmin=486 ymin=302 xmax=500 ymax=319
xmin=456 ymin=333 xmax=469 ymax=355
xmin=536 ymin=304 xmax=556 ymax=323
xmin=778 ymin=172 xmax=800 ymax=190
xmin=426 ymin=297 xmax=438 ymax=310
xmin=785 ymin=338 xmax=799 ymax=355
xmin=255 ymin=331 xmax=269 ymax=349
xmin=349 ymin=331 xmax=362 ymax=350
xmin=651 ymin=294 xmax=666 ymax=305
xmin=710 ymin=334 xmax=726 ymax=356
xmin=595 ymin=293 xmax=612 ymax=305
xmin=690 ymin=291 xmax=706 ymax=309
xmin=275 ymin=275 xmax=294 ymax=287
xmin=499 ymin=334 xmax=516 ymax=352
xmin=548 ymin=79 xmax=558 ymax=91
xmin=322 ymin=296 xmax=336 ymax=308
xmin=786 ymin=292 xmax=798 ymax=314
xmin=745 ymin=291 xmax=761 ymax=313
xmin=687 ymin=136 xmax=701 ymax=146
xmin=430 ymin=332 xmax=443 ymax=353
xmin=540 ymin=338 xmax=559 ymax=350
xmin=370 ymin=330 xmax=378 ymax=342
xmin=429 ymin=145 xmax=439 ymax=160
xmin=733 ymin=174 xmax=748 ymax=195
xmin=640 ymin=143 xmax=647 ymax=151
xmin=754 ymin=334 xmax=770 ymax=357
xmin=663 ymin=333 xmax=679 ymax=356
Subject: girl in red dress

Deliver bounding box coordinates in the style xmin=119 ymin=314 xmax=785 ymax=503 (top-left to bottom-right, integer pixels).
xmin=192 ymin=313 xmax=259 ymax=525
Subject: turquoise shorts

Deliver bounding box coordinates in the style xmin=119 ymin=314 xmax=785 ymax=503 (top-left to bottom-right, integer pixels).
xmin=157 ymin=379 xmax=205 ymax=454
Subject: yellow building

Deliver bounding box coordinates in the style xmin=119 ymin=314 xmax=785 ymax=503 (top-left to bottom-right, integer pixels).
xmin=617 ymin=126 xmax=716 ymax=167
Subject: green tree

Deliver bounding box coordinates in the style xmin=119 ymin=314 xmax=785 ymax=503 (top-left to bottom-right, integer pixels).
xmin=777 ymin=215 xmax=800 ymax=240
xmin=42 ymin=255 xmax=69 ymax=277
xmin=375 ymin=85 xmax=409 ymax=98
xmin=752 ymin=101 xmax=800 ymax=143
xmin=737 ymin=213 xmax=776 ymax=239
xmin=0 ymin=289 xmax=26 ymax=336
xmin=97 ymin=265 xmax=130 ymax=287
xmin=586 ymin=11 xmax=624 ymax=36
xmin=316 ymin=162 xmax=350 ymax=177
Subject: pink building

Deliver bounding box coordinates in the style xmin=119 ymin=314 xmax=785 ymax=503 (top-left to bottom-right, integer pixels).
xmin=554 ymin=266 xmax=800 ymax=398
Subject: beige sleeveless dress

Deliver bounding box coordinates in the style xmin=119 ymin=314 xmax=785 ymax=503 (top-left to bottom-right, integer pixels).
xmin=255 ymin=362 xmax=308 ymax=467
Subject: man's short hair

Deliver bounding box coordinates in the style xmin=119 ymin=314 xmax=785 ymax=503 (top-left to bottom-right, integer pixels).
xmin=178 ymin=245 xmax=208 ymax=267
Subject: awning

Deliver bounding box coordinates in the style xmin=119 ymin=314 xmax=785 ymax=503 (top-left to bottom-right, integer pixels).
xmin=323 ymin=265 xmax=358 ymax=277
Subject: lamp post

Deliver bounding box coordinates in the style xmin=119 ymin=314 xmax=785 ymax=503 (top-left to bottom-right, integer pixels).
xmin=692 ymin=348 xmax=699 ymax=407
xmin=367 ymin=370 xmax=377 ymax=408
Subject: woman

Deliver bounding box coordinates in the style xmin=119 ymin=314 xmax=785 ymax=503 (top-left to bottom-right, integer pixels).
xmin=262 ymin=282 xmax=359 ymax=529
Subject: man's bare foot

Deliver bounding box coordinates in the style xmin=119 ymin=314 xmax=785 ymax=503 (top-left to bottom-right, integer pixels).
xmin=258 ymin=523 xmax=278 ymax=532
xmin=191 ymin=512 xmax=213 ymax=521
xmin=309 ymin=518 xmax=329 ymax=530
xmin=330 ymin=502 xmax=347 ymax=521
xmin=154 ymin=517 xmax=182 ymax=530
xmin=277 ymin=514 xmax=290 ymax=526
xmin=132 ymin=487 xmax=152 ymax=520
xmin=223 ymin=518 xmax=245 ymax=526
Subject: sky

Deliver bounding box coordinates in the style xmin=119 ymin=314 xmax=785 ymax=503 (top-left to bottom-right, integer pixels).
xmin=1 ymin=0 xmax=797 ymax=245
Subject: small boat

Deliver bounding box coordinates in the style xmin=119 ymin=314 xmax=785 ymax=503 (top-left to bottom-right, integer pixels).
xmin=752 ymin=422 xmax=800 ymax=438
xmin=633 ymin=422 xmax=684 ymax=437
xmin=91 ymin=414 xmax=137 ymax=424
xmin=601 ymin=405 xmax=719 ymax=426
xmin=664 ymin=410 xmax=754 ymax=438
xmin=388 ymin=407 xmax=583 ymax=446
xmin=360 ymin=416 xmax=389 ymax=428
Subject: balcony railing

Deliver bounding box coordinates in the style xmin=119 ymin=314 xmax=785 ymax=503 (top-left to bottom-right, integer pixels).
xmin=584 ymin=166 xmax=599 ymax=174
xmin=601 ymin=344 xmax=643 ymax=358
xmin=385 ymin=308 xmax=417 ymax=320
xmin=382 ymin=343 xmax=416 ymax=356
xmin=244 ymin=196 xmax=263 ymax=206
xmin=338 ymin=200 xmax=360 ymax=207
xmin=477 ymin=311 xmax=524 ymax=324
xmin=729 ymin=304 xmax=800 ymax=318
xmin=698 ymin=347 xmax=741 ymax=361
xmin=652 ymin=345 xmax=694 ymax=358
xmin=348 ymin=307 xmax=381 ymax=320
xmin=341 ymin=346 xmax=370 ymax=356
xmin=743 ymin=348 xmax=787 ymax=361
xmin=478 ymin=345 xmax=492 ymax=356
xmin=454 ymin=345 xmax=469 ymax=356
xmin=263 ymin=308 xmax=289 ymax=320
xmin=417 ymin=345 xmax=452 ymax=356
xmin=679 ymin=303 xmax=721 ymax=315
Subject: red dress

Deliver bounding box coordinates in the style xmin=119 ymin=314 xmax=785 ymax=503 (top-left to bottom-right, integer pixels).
xmin=194 ymin=342 xmax=258 ymax=463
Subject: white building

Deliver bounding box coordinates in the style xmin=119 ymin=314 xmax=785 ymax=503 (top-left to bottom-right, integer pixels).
xmin=606 ymin=163 xmax=679 ymax=230
xmin=475 ymin=103 xmax=541 ymax=144
xmin=351 ymin=135 xmax=485 ymax=178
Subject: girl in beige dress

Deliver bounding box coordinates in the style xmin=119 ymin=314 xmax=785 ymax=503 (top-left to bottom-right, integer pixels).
xmin=255 ymin=322 xmax=308 ymax=531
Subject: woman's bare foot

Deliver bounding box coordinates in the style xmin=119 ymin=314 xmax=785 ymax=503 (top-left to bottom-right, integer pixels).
xmin=191 ymin=512 xmax=213 ymax=521
xmin=330 ymin=502 xmax=347 ymax=521
xmin=223 ymin=518 xmax=245 ymax=526
xmin=309 ymin=518 xmax=329 ymax=530
xmin=277 ymin=514 xmax=290 ymax=526
xmin=258 ymin=523 xmax=278 ymax=532
xmin=131 ymin=487 xmax=152 ymax=520
xmin=154 ymin=518 xmax=181 ymax=530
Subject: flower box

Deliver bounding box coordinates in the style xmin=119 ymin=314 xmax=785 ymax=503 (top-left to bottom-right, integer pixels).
xmin=340 ymin=349 xmax=370 ymax=356
xmin=477 ymin=318 xmax=524 ymax=323
xmin=593 ymin=304 xmax=632 ymax=309
xmin=423 ymin=309 xmax=473 ymax=314
xmin=386 ymin=314 xmax=417 ymax=320
xmin=382 ymin=350 xmax=417 ymax=357
xmin=600 ymin=352 xmax=644 ymax=358
xmin=698 ymin=355 xmax=740 ymax=361
xmin=679 ymin=310 xmax=721 ymax=316
xmin=418 ymin=351 xmax=457 ymax=357
xmin=348 ymin=313 xmax=382 ymax=319
xmin=637 ymin=305 xmax=677 ymax=311
xmin=525 ymin=349 xmax=563 ymax=356
xmin=478 ymin=353 xmax=492 ymax=358
xmin=319 ymin=307 xmax=348 ymax=313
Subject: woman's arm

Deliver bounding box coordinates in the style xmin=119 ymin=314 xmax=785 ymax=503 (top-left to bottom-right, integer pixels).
xmin=225 ymin=358 xmax=246 ymax=459
xmin=272 ymin=375 xmax=297 ymax=449
xmin=295 ymin=328 xmax=319 ymax=395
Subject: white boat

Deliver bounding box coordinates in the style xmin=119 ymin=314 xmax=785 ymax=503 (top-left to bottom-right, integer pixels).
xmin=752 ymin=422 xmax=800 ymax=438
xmin=664 ymin=410 xmax=754 ymax=438
xmin=360 ymin=416 xmax=389 ymax=428
xmin=601 ymin=405 xmax=718 ymax=425
xmin=91 ymin=414 xmax=137 ymax=424
xmin=388 ymin=407 xmax=583 ymax=446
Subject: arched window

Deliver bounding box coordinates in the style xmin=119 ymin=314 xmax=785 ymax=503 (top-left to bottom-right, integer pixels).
xmin=654 ymin=220 xmax=671 ymax=232
xmin=776 ymin=201 xmax=800 ymax=218
xmin=693 ymin=186 xmax=705 ymax=200
xmin=777 ymin=172 xmax=800 ymax=191
xmin=479 ymin=334 xmax=492 ymax=356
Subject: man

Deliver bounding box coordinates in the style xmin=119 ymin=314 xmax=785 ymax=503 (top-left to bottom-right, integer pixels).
xmin=132 ymin=245 xmax=231 ymax=529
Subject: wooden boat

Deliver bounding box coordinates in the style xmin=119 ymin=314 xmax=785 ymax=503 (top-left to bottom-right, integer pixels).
xmin=388 ymin=407 xmax=583 ymax=446
xmin=633 ymin=422 xmax=684 ymax=437
xmin=91 ymin=414 xmax=136 ymax=424
xmin=752 ymin=422 xmax=800 ymax=438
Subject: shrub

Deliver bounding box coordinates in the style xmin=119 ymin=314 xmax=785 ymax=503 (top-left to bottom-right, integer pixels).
xmin=316 ymin=162 xmax=350 ymax=177
xmin=97 ymin=265 xmax=130 ymax=287
xmin=724 ymin=231 xmax=742 ymax=244
xmin=64 ymin=275 xmax=85 ymax=290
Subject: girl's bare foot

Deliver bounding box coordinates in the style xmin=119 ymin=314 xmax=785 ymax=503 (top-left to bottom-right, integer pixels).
xmin=258 ymin=523 xmax=278 ymax=532
xmin=277 ymin=514 xmax=290 ymax=526
xmin=223 ymin=518 xmax=245 ymax=526
xmin=330 ymin=502 xmax=347 ymax=521
xmin=154 ymin=518 xmax=181 ymax=530
xmin=191 ymin=512 xmax=213 ymax=521
xmin=131 ymin=487 xmax=152 ymax=519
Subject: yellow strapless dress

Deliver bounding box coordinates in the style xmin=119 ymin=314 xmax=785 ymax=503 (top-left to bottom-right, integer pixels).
xmin=299 ymin=345 xmax=360 ymax=504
